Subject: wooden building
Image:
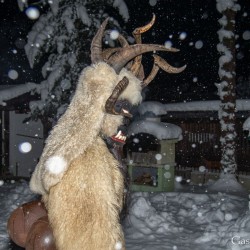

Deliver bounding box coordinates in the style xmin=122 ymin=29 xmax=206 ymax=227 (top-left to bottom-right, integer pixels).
xmin=0 ymin=85 xmax=44 ymax=178
xmin=161 ymin=111 xmax=250 ymax=173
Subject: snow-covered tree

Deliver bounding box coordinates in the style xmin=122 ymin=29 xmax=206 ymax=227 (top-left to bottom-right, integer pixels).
xmin=215 ymin=0 xmax=240 ymax=174
xmin=19 ymin=0 xmax=129 ymax=125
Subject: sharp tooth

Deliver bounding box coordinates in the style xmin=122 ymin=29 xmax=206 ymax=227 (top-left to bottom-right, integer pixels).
xmin=115 ymin=130 xmax=122 ymax=138
xmin=122 ymin=108 xmax=129 ymax=114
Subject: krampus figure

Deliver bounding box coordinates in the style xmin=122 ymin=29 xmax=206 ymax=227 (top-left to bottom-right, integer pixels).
xmin=8 ymin=15 xmax=185 ymax=250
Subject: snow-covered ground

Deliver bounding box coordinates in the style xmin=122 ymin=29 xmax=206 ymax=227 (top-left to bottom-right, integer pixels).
xmin=0 ymin=179 xmax=250 ymax=250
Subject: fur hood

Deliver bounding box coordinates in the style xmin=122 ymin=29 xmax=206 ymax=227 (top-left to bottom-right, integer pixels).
xmin=30 ymin=62 xmax=142 ymax=195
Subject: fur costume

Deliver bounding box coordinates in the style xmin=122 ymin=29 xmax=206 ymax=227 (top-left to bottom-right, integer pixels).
xmin=28 ymin=15 xmax=186 ymax=250
xmin=30 ymin=62 xmax=142 ymax=250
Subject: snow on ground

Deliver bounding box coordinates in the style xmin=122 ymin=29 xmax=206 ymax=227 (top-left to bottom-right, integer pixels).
xmin=0 ymin=180 xmax=37 ymax=250
xmin=0 ymin=179 xmax=250 ymax=250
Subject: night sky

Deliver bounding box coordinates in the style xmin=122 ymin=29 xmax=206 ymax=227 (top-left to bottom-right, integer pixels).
xmin=125 ymin=0 xmax=250 ymax=103
xmin=0 ymin=0 xmax=249 ymax=103
xmin=0 ymin=1 xmax=41 ymax=89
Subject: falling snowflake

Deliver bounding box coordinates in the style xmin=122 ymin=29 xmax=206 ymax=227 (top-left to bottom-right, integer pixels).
xmin=193 ymin=77 xmax=198 ymax=82
xmin=18 ymin=142 xmax=32 ymax=153
xmin=242 ymin=30 xmax=250 ymax=40
xmin=164 ymin=172 xmax=171 ymax=179
xmin=195 ymin=40 xmax=203 ymax=49
xmin=175 ymin=176 xmax=182 ymax=182
xmin=164 ymin=40 xmax=172 ymax=49
xmin=133 ymin=138 xmax=140 ymax=143
xmin=199 ymin=166 xmax=206 ymax=172
xmin=45 ymin=156 xmax=67 ymax=174
xmin=225 ymin=213 xmax=233 ymax=221
xmin=179 ymin=32 xmax=187 ymax=40
xmin=110 ymin=30 xmax=119 ymax=40
xmin=25 ymin=7 xmax=40 ymax=20
xmin=114 ymin=241 xmax=123 ymax=250
xmin=149 ymin=0 xmax=157 ymax=6
xmin=8 ymin=70 xmax=18 ymax=80
xmin=155 ymin=154 xmax=162 ymax=161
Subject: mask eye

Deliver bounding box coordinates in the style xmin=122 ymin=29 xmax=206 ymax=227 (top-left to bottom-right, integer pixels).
xmin=114 ymin=100 xmax=131 ymax=113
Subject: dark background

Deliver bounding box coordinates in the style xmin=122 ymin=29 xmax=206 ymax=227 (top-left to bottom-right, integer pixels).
xmin=0 ymin=0 xmax=249 ymax=103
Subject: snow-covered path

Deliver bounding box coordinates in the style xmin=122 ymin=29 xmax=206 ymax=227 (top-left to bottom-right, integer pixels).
xmin=0 ymin=180 xmax=250 ymax=250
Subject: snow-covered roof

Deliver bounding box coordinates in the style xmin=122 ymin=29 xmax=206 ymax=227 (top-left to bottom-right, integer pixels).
xmin=0 ymin=83 xmax=37 ymax=106
xmin=138 ymin=100 xmax=250 ymax=116
xmin=128 ymin=119 xmax=182 ymax=141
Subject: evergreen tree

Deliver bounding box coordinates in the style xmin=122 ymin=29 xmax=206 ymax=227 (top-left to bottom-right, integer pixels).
xmin=19 ymin=0 xmax=129 ymax=125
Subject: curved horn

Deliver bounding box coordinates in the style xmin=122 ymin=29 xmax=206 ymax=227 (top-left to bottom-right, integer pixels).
xmin=102 ymin=48 xmax=121 ymax=62
xmin=141 ymin=54 xmax=186 ymax=88
xmin=105 ymin=30 xmax=129 ymax=47
xmin=105 ymin=77 xmax=132 ymax=117
xmin=107 ymin=44 xmax=179 ymax=74
xmin=133 ymin=14 xmax=156 ymax=44
xmin=141 ymin=63 xmax=160 ymax=88
xmin=91 ymin=18 xmax=109 ymax=63
xmin=102 ymin=32 xmax=130 ymax=61
xmin=153 ymin=54 xmax=186 ymax=73
xmin=137 ymin=64 xmax=145 ymax=81
xmin=130 ymin=14 xmax=156 ymax=76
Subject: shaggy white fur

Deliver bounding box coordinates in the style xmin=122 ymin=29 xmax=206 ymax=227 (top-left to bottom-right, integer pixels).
xmin=30 ymin=62 xmax=143 ymax=250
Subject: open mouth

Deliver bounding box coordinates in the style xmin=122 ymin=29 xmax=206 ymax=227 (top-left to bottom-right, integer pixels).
xmin=111 ymin=130 xmax=127 ymax=144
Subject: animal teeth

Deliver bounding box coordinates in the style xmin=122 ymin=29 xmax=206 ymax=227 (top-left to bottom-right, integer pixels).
xmin=115 ymin=130 xmax=122 ymax=138
xmin=122 ymin=109 xmax=129 ymax=114
xmin=113 ymin=130 xmax=126 ymax=141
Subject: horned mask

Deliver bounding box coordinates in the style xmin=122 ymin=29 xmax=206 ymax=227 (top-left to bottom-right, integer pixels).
xmin=29 ymin=14 xmax=185 ymax=195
